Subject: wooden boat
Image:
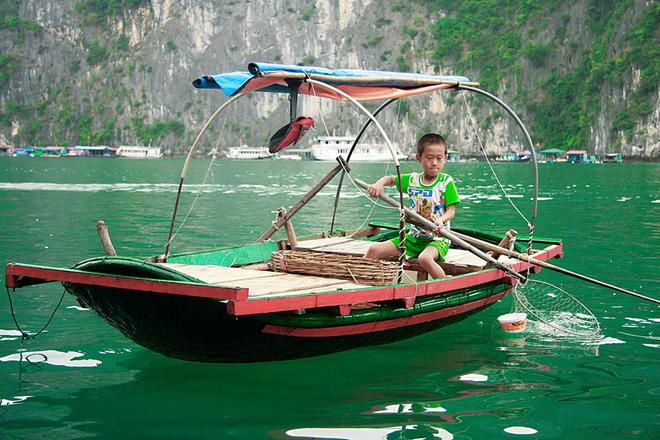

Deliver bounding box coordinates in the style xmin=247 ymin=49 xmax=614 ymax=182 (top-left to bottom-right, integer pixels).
xmin=5 ymin=226 xmax=562 ymax=362
xmin=5 ymin=63 xmax=559 ymax=363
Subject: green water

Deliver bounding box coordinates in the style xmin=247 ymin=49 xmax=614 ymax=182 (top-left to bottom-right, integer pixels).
xmin=1 ymin=158 xmax=658 ymax=439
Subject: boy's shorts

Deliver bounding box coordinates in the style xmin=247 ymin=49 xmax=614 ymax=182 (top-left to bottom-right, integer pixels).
xmin=391 ymin=234 xmax=449 ymax=262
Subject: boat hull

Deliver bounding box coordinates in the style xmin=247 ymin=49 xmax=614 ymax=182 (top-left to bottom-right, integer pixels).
xmin=7 ymin=231 xmax=562 ymax=363
xmin=64 ymin=280 xmax=510 ymax=363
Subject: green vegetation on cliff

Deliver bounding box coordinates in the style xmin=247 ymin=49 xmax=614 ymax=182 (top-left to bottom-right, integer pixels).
xmin=0 ymin=0 xmax=656 ymax=155
xmin=425 ymin=0 xmax=658 ymax=150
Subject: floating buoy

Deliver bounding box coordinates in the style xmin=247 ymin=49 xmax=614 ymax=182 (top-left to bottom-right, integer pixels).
xmin=497 ymin=313 xmax=527 ymax=333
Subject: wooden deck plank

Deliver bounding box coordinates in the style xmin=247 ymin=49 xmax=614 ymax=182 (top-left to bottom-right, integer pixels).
xmin=444 ymin=249 xmax=487 ymax=267
xmin=160 ymin=262 xmax=367 ymax=298
xmin=310 ymin=239 xmax=373 ymax=255
xmin=159 ymin=263 xmax=284 ymax=285
xmin=295 ymin=236 xmax=353 ymax=250
xmin=238 ymin=273 xmax=362 ymax=297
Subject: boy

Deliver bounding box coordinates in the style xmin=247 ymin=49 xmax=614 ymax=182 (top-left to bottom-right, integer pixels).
xmin=364 ymin=133 xmax=460 ymax=279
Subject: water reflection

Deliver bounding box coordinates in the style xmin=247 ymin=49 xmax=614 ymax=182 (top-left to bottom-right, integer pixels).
xmin=1 ymin=160 xmax=659 ymax=438
xmin=286 ymin=424 xmax=453 ymax=439
xmin=0 ymin=350 xmax=102 ymax=367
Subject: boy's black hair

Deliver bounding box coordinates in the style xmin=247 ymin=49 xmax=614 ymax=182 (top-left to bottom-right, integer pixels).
xmin=416 ymin=133 xmax=447 ymax=156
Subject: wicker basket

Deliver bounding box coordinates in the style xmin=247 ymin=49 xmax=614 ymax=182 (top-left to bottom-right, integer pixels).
xmin=271 ymin=250 xmax=399 ymax=286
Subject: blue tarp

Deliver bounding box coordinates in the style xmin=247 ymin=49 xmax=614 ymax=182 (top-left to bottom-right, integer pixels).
xmin=193 ymin=62 xmax=471 ymax=98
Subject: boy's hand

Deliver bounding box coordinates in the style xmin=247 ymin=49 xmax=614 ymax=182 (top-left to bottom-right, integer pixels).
xmin=367 ymin=181 xmax=385 ymax=198
xmin=432 ymin=221 xmax=445 ymax=236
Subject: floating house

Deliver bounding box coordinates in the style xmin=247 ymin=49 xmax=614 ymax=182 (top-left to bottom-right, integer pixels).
xmin=538 ymin=148 xmax=565 ymax=163
xmin=42 ymin=146 xmax=68 ymax=157
xmin=447 ymin=149 xmax=461 ymax=162
xmin=116 ymin=145 xmax=162 ymax=158
xmin=0 ymin=145 xmax=14 ymax=156
xmin=603 ymin=152 xmax=622 ymax=163
xmin=566 ymin=150 xmax=589 ymax=163
xmin=14 ymin=147 xmax=36 ymax=157
xmin=285 ymin=148 xmax=313 ymax=160
xmin=74 ymin=146 xmax=116 ymax=157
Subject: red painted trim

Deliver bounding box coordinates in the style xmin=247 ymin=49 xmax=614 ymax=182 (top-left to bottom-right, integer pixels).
xmin=228 ymin=244 xmax=563 ymax=316
xmin=261 ymin=290 xmax=510 ymax=337
xmin=5 ymin=263 xmax=248 ymax=301
xmin=338 ymin=305 xmax=351 ymax=316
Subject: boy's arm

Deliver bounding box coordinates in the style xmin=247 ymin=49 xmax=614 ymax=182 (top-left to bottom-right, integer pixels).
xmin=367 ymin=175 xmax=395 ymax=198
xmin=437 ymin=204 xmax=456 ymax=225
xmin=436 ymin=179 xmax=459 ymax=228
xmin=432 ymin=204 xmax=456 ymax=234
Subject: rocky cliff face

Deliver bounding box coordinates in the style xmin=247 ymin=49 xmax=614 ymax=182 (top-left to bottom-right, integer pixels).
xmin=1 ymin=0 xmax=657 ymax=158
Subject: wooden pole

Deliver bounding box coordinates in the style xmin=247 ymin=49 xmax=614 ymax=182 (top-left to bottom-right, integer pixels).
xmin=353 ymin=178 xmax=658 ymax=305
xmin=96 ymin=220 xmax=117 ymax=256
xmin=448 ymin=230 xmax=659 ymax=305
xmin=353 ymin=178 xmax=526 ymax=281
xmin=277 ymin=208 xmax=298 ymax=249
xmin=257 ymin=158 xmax=349 ymax=242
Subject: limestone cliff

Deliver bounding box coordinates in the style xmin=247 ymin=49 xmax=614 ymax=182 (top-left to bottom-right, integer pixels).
xmin=0 ymin=0 xmax=657 ymax=158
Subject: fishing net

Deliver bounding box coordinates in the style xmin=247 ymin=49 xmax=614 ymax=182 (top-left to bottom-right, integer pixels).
xmin=513 ymin=279 xmax=601 ymax=337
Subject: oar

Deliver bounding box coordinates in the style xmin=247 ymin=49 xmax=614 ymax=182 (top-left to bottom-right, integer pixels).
xmin=353 ymin=178 xmax=659 ymax=305
xmin=449 ymin=230 xmax=659 ymax=305
xmin=352 ymin=178 xmax=526 ymax=281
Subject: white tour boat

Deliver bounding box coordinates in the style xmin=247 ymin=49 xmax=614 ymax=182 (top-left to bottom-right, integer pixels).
xmin=310 ymin=135 xmax=407 ymax=162
xmin=116 ymin=146 xmax=162 ymax=158
xmin=225 ymin=145 xmax=273 ymax=160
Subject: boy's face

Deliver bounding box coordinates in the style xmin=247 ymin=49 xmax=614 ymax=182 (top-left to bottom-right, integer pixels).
xmin=416 ymin=143 xmax=447 ymax=179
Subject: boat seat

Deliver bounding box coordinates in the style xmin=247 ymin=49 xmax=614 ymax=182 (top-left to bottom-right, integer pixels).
xmin=293 ymin=236 xmax=491 ymax=280
xmin=404 ymin=250 xmax=488 ymax=281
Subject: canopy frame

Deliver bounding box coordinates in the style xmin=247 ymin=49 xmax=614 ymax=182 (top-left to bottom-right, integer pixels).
xmin=169 ymin=64 xmax=538 ymax=263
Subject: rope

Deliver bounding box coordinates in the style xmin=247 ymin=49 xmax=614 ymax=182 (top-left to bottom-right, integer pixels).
xmin=6 ymin=287 xmax=67 ymax=342
xmin=166 ymin=109 xmax=230 ymax=249
xmin=461 ymin=93 xmax=531 ymax=227
xmin=346 ymin=101 xmax=405 ymax=237
xmin=347 ymin=154 xmax=394 ymax=238
xmin=336 ymin=156 xmax=398 ymax=211
xmin=309 ymin=82 xmax=331 ymax=136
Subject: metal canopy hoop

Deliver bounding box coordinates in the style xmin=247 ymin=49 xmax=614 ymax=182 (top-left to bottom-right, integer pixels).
xmin=457 ymin=85 xmax=539 ymax=253
xmin=328 ymin=84 xmax=538 ymax=254
xmin=329 ymin=98 xmax=399 ymax=234
xmin=304 ymin=78 xmax=408 ymax=281
xmin=164 ymin=94 xmax=244 ymax=259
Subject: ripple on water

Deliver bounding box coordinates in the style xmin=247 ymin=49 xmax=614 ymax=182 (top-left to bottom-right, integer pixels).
xmin=286 ymin=425 xmax=454 ymax=439
xmin=0 ymin=329 xmax=22 ymax=341
xmin=372 ymin=403 xmax=447 ymax=414
xmin=0 ymin=350 xmax=101 ymax=367
xmin=0 ymin=395 xmax=32 ymax=406
xmin=459 ymin=373 xmax=489 ymax=382
xmin=504 ymin=426 xmax=538 ymax=435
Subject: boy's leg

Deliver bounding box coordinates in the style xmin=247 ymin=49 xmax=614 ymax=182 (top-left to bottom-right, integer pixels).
xmin=417 ymin=245 xmax=446 ymax=279
xmin=365 ymin=240 xmax=400 ymax=260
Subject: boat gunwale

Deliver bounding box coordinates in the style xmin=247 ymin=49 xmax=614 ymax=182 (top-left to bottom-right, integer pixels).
xmin=5 ymin=242 xmax=561 ymax=313
xmin=227 ymin=243 xmax=562 ymax=315
xmin=5 ymin=261 xmax=248 ymax=301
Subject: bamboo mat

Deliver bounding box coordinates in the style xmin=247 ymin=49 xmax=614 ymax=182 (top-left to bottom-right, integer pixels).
xmin=159 ymin=263 xmax=362 ymax=298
